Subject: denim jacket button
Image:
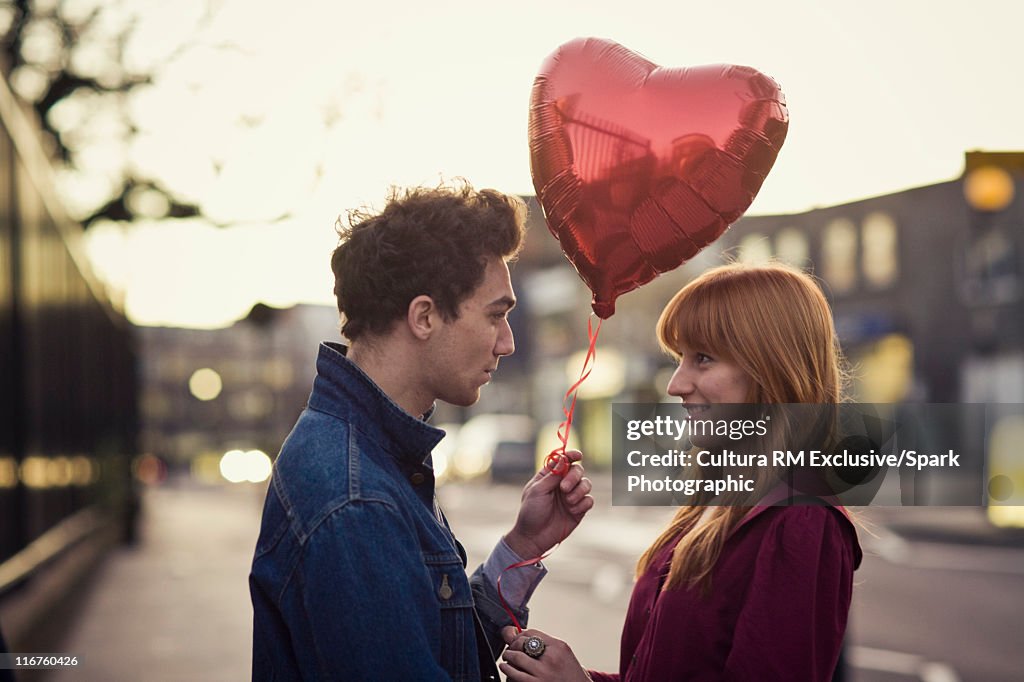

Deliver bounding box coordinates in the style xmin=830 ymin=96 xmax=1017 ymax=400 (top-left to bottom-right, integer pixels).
xmin=439 ymin=573 xmax=453 ymax=600
xmin=410 ymin=472 xmax=426 ymax=485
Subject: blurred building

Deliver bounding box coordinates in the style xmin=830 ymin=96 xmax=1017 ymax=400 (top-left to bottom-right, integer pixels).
xmin=505 ymin=152 xmax=1024 ymax=485
xmin=725 ymin=151 xmax=1023 ymax=406
xmin=138 ymin=303 xmax=340 ymax=471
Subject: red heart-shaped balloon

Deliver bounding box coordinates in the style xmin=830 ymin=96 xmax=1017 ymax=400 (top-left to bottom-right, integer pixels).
xmin=529 ymin=38 xmax=789 ymax=318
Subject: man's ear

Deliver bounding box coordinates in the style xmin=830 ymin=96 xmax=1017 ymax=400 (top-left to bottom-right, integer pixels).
xmin=406 ymin=295 xmax=438 ymax=340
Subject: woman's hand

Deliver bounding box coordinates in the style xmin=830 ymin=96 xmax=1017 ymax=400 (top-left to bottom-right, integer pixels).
xmin=500 ymin=626 xmax=592 ymax=682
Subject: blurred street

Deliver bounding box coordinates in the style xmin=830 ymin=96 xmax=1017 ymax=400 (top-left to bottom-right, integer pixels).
xmin=42 ymin=474 xmax=1024 ymax=682
xmin=48 ymin=482 xmax=263 ymax=682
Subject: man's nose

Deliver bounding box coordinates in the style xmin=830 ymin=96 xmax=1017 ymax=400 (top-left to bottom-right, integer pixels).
xmin=495 ymin=320 xmax=515 ymax=357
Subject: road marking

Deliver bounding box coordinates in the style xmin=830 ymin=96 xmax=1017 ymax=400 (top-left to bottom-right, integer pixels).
xmin=864 ymin=526 xmax=1024 ymax=575
xmin=919 ymin=661 xmax=961 ymax=682
xmin=849 ymin=646 xmax=960 ymax=682
xmin=849 ymin=646 xmax=918 ymax=675
xmin=864 ymin=527 xmax=912 ymax=563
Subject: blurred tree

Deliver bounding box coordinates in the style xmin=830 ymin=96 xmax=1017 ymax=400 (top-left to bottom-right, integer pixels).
xmin=0 ymin=0 xmax=209 ymax=227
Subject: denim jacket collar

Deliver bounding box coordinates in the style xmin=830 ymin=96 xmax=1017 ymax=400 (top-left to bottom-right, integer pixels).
xmin=308 ymin=342 xmax=445 ymax=468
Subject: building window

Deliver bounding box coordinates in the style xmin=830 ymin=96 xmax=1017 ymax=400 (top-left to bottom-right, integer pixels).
xmin=850 ymin=333 xmax=913 ymax=402
xmin=862 ymin=212 xmax=899 ymax=288
xmin=961 ymin=221 xmax=1021 ymax=305
xmin=775 ymin=227 xmax=809 ymax=268
xmin=822 ymin=218 xmax=858 ymax=294
xmin=738 ymin=233 xmax=772 ymax=265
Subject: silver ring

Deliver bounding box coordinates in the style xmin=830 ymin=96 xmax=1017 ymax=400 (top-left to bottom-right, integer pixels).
xmin=523 ymin=635 xmax=546 ymax=659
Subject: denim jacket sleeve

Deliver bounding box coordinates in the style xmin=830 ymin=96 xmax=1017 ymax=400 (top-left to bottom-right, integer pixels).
xmin=295 ymin=498 xmax=458 ymax=680
xmin=469 ymin=563 xmax=528 ymax=662
xmin=469 ymin=537 xmax=549 ymax=661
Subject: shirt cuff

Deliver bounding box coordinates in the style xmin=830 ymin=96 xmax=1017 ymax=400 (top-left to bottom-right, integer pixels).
xmin=482 ymin=537 xmax=547 ymax=609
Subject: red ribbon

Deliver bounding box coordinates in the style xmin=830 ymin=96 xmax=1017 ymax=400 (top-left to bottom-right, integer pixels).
xmin=543 ymin=316 xmax=602 ymax=475
xmin=498 ymin=317 xmax=602 ymax=632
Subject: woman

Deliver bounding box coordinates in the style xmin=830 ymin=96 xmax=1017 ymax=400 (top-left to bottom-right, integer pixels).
xmin=501 ymin=263 xmax=862 ymax=682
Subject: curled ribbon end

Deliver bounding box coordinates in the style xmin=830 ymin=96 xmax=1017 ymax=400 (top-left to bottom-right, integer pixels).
xmin=544 ymin=451 xmax=570 ymax=476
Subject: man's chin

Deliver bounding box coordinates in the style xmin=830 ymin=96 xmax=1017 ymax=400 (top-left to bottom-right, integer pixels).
xmin=444 ymin=390 xmax=481 ymax=408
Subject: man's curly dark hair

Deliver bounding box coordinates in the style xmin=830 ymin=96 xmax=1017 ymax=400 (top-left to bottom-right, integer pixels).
xmin=331 ymin=181 xmax=528 ymax=341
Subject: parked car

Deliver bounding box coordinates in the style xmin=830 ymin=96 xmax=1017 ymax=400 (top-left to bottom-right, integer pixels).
xmin=449 ymin=414 xmax=535 ymax=480
xmin=490 ymin=439 xmax=538 ymax=483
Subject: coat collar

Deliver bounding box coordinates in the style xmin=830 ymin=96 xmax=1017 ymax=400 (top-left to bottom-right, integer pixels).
xmin=307 ymin=342 xmax=445 ymax=466
xmin=734 ymin=484 xmax=863 ymax=569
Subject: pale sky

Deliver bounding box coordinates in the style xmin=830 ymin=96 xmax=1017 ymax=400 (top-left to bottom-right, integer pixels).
xmin=72 ymin=0 xmax=1024 ymax=328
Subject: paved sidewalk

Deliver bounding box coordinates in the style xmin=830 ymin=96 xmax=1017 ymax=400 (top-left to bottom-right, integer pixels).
xmin=859 ymin=506 xmax=1024 ymax=548
xmin=49 ymin=482 xmax=263 ymax=682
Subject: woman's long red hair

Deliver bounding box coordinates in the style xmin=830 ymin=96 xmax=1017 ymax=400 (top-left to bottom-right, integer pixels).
xmin=636 ymin=262 xmax=847 ymax=592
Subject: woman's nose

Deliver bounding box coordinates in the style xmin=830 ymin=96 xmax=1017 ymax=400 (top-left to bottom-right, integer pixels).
xmin=666 ymin=364 xmax=693 ymax=398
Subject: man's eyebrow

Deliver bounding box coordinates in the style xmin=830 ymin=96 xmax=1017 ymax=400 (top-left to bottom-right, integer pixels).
xmin=487 ymin=296 xmax=517 ymax=310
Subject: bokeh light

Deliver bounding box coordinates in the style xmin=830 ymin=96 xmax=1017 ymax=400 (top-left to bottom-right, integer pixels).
xmin=964 ymin=166 xmax=1015 ymax=212
xmin=133 ymin=454 xmax=168 ymax=486
xmin=219 ymin=449 xmax=272 ymax=484
xmin=188 ymin=367 xmax=223 ymax=401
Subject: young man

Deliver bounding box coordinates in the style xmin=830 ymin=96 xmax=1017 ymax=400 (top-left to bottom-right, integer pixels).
xmin=249 ymin=183 xmax=594 ymax=681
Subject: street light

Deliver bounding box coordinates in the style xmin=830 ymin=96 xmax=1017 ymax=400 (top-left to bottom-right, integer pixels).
xmin=188 ymin=367 xmax=223 ymax=401
xmin=963 ymin=165 xmax=1015 ymax=212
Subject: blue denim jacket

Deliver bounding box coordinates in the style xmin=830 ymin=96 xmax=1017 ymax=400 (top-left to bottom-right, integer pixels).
xmin=250 ymin=342 xmax=527 ymax=681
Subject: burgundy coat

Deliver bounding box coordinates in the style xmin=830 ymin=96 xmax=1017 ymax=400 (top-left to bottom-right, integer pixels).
xmin=589 ymin=504 xmax=861 ymax=682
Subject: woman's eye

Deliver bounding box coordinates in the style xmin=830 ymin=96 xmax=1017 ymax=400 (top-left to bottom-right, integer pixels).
xmin=696 ymin=353 xmax=712 ymax=364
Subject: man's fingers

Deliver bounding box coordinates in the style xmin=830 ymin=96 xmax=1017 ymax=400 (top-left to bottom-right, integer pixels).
xmin=562 ymin=474 xmax=592 ymax=500
xmin=529 ymin=465 xmax=563 ymax=494
xmin=568 ymin=495 xmax=595 ymax=518
xmin=559 ymin=464 xmax=583 ymax=491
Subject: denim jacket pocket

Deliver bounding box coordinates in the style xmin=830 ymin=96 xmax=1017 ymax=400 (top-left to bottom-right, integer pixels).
xmin=424 ymin=552 xmax=476 ymax=681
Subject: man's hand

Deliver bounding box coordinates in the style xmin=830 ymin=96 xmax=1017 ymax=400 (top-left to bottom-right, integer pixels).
xmin=503 ymin=450 xmax=594 ymax=559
